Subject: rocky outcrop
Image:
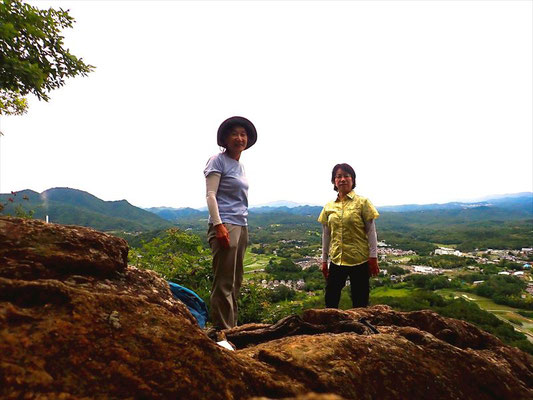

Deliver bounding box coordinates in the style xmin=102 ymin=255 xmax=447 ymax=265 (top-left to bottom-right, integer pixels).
xmin=230 ymin=308 xmax=533 ymax=399
xmin=0 ymin=217 xmax=128 ymax=279
xmin=1 ymin=216 xmax=532 ymax=399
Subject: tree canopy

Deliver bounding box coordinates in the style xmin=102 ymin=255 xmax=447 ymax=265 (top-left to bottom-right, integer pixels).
xmin=0 ymin=0 xmax=93 ymax=115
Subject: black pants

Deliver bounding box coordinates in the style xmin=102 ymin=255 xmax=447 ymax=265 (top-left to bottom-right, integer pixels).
xmin=325 ymin=262 xmax=370 ymax=308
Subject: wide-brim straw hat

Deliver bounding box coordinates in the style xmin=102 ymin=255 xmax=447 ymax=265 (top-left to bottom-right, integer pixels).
xmin=217 ymin=116 xmax=257 ymax=149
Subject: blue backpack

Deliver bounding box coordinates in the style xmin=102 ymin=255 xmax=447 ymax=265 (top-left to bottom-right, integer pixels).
xmin=167 ymin=281 xmax=208 ymax=328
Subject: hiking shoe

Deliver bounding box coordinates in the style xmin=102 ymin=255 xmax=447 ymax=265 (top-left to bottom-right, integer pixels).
xmin=216 ymin=339 xmax=236 ymax=351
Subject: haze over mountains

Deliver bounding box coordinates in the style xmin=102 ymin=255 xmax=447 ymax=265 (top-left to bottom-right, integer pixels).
xmin=147 ymin=192 xmax=533 ymax=220
xmin=1 ymin=187 xmax=531 ymax=233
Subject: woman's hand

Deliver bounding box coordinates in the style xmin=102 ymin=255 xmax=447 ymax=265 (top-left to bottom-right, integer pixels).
xmin=368 ymin=257 xmax=379 ymax=277
xmin=215 ymin=224 xmax=230 ymax=249
xmin=321 ymin=261 xmax=329 ymax=280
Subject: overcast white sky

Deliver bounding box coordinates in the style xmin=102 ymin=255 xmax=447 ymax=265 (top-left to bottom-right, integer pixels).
xmin=1 ymin=0 xmax=531 ymax=209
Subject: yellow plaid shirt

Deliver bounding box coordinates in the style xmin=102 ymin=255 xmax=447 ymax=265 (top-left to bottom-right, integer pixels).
xmin=318 ymin=190 xmax=379 ymax=266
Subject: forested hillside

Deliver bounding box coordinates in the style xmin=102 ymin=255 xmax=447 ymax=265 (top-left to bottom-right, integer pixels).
xmin=2 ymin=189 xmax=530 ymax=252
xmin=154 ymin=194 xmax=532 ymax=253
xmin=0 ymin=188 xmax=171 ymax=232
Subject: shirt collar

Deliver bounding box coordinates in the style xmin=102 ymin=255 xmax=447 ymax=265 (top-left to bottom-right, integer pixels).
xmin=336 ymin=190 xmax=355 ymax=202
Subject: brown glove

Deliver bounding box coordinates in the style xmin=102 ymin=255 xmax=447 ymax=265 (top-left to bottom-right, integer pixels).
xmin=215 ymin=224 xmax=230 ymax=249
xmin=321 ymin=261 xmax=329 ymax=279
xmin=368 ymin=257 xmax=380 ymax=277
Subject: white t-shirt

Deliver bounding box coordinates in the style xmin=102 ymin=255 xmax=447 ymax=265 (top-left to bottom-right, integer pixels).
xmin=204 ymin=152 xmax=249 ymax=226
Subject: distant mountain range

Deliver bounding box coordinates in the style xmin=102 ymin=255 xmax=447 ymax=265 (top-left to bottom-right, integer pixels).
xmin=0 ymin=188 xmax=172 ymax=232
xmin=145 ymin=207 xmax=206 ymax=220
xmin=250 ymin=200 xmax=309 ymax=208
xmin=144 ymin=203 xmax=325 ymax=220
xmin=147 ymin=192 xmax=533 ymax=221
xmin=146 ymin=192 xmax=532 ymax=254
xmin=377 ymin=193 xmax=533 ymax=213
xmin=1 ymin=188 xmax=531 ymax=232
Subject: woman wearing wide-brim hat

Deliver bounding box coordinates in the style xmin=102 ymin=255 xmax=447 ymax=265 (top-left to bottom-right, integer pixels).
xmin=203 ymin=116 xmax=257 ymax=334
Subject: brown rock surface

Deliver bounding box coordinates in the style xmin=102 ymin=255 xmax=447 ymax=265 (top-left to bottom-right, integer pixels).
xmin=0 ymin=217 xmax=128 ymax=279
xmin=234 ymin=309 xmax=533 ymax=399
xmin=1 ymin=216 xmax=532 ymax=399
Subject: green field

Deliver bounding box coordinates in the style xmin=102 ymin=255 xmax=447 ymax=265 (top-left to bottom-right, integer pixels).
xmin=386 ymin=256 xmax=411 ymax=263
xmin=243 ymin=250 xmax=280 ymax=273
xmin=437 ymin=289 xmax=519 ymax=311
xmin=371 ymin=286 xmax=412 ymax=297
xmin=437 ymin=289 xmax=533 ymax=339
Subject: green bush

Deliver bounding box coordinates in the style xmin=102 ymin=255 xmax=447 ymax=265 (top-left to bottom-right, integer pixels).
xmin=268 ymin=285 xmax=296 ymax=303
xmin=409 ymin=255 xmax=477 ymax=269
xmin=518 ymin=310 xmax=533 ymax=318
xmin=387 ymin=266 xmax=409 ymax=275
xmin=472 ymin=275 xmax=531 ymax=310
xmin=512 ymin=340 xmax=533 ymax=355
xmin=507 ymin=317 xmax=523 ymax=326
xmin=303 ymin=266 xmax=326 ymax=291
xmin=404 ymin=274 xmax=453 ymax=290
xmin=129 ymin=228 xmax=212 ymax=303
xmin=238 ymin=283 xmax=270 ymax=324
xmin=263 ymin=302 xmax=302 ymax=324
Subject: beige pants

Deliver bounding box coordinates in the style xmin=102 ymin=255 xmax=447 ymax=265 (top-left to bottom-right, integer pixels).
xmin=207 ymin=223 xmax=248 ymax=330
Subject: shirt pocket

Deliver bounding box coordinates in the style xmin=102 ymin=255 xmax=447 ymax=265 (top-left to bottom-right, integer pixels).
xmin=346 ymin=203 xmax=364 ymax=228
xmin=327 ymin=210 xmax=338 ymax=226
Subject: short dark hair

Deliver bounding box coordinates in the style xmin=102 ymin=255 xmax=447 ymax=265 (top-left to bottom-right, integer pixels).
xmin=220 ymin=124 xmax=247 ymax=148
xmin=331 ymin=163 xmax=356 ymax=192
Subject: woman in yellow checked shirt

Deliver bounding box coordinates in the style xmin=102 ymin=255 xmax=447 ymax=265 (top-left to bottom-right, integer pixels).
xmin=318 ymin=163 xmax=380 ymax=308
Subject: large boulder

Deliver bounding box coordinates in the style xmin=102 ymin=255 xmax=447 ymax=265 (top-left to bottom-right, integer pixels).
xmin=0 ymin=217 xmax=128 ymax=279
xmin=1 ymin=217 xmax=532 ymax=399
xmin=230 ymin=308 xmax=533 ymax=399
xmin=0 ymin=217 xmax=296 ymax=399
